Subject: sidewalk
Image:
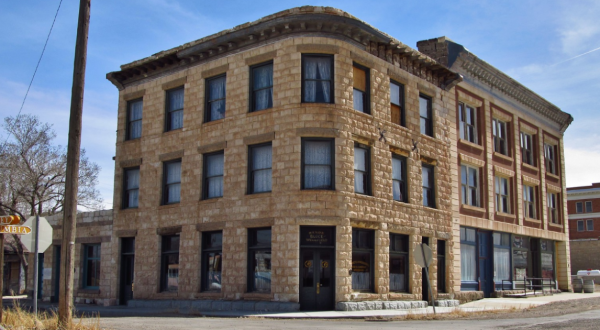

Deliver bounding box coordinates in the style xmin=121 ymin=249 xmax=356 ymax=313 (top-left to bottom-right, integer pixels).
xmin=5 ymin=292 xmax=600 ymax=319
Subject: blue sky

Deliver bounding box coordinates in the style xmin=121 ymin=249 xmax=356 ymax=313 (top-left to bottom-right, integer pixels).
xmin=1 ymin=0 xmax=599 ymax=208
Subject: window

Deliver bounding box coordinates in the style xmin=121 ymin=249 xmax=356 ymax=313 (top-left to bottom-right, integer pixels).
xmin=459 ymin=102 xmax=477 ymax=144
xmin=201 ymin=231 xmax=222 ymax=292
xmin=165 ymin=87 xmax=184 ymax=131
xmin=422 ymin=164 xmax=435 ymax=208
xmin=82 ymin=244 xmax=100 ymax=289
xmin=523 ymin=185 xmax=536 ymax=219
xmin=577 ymin=220 xmax=585 ymax=232
xmin=419 ymin=94 xmax=433 ymax=136
xmin=126 ymin=98 xmax=143 ymax=140
xmin=586 ymin=201 xmax=593 ymax=213
xmin=460 ymin=227 xmax=476 ymax=282
xmin=544 ymin=143 xmax=556 ymax=174
xmin=520 ymin=132 xmax=534 ymax=166
xmin=162 ymin=160 xmax=181 ymax=205
xmin=352 ymin=228 xmax=374 ymax=292
xmin=353 ymin=63 xmax=369 ymax=113
xmin=122 ymin=167 xmax=140 ymax=209
xmin=390 ymin=80 xmax=404 ymax=126
xmin=302 ymin=54 xmax=333 ymax=103
xmin=547 ymin=193 xmax=558 ymax=224
xmin=248 ymin=143 xmax=272 ymax=194
xmin=160 ymin=234 xmax=180 ymax=292
xmin=301 ymin=138 xmax=334 ymax=190
xmin=588 ymin=219 xmax=595 ymax=231
xmin=203 ymin=151 xmax=224 ymax=199
xmin=437 ymin=240 xmax=446 ymax=293
xmin=250 ymin=62 xmax=273 ymax=112
xmin=354 ymin=143 xmax=370 ymax=195
xmin=576 ymin=202 xmax=583 ymax=213
xmin=492 ymin=119 xmax=508 ymax=155
xmin=205 ymin=74 xmax=226 ymax=122
xmin=389 ymin=233 xmax=408 ymax=292
xmin=392 ymin=154 xmax=407 ymax=202
xmin=248 ymin=227 xmax=271 ymax=293
xmin=493 ymin=233 xmax=511 ymax=283
xmin=495 ymin=176 xmax=510 ymax=214
xmin=460 ymin=164 xmax=479 ymax=207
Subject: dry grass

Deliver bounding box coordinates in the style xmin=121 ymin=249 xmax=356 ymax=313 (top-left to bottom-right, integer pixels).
xmin=1 ymin=304 xmax=102 ymax=330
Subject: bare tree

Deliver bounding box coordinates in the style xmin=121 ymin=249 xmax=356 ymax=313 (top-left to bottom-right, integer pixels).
xmin=0 ymin=114 xmax=103 ymax=288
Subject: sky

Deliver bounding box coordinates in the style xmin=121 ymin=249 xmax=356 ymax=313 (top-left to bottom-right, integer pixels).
xmin=1 ymin=0 xmax=599 ymax=209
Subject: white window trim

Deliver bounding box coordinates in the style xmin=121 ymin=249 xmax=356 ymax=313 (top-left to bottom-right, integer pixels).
xmin=461 ymin=164 xmax=479 ymax=207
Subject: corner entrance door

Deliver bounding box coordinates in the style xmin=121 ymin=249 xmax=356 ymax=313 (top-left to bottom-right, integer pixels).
xmin=120 ymin=237 xmax=135 ymax=305
xmin=300 ymin=249 xmax=334 ymax=311
xmin=478 ymin=230 xmax=493 ymax=298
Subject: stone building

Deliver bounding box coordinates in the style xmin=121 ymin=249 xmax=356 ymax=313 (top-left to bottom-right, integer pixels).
xmin=43 ymin=6 xmax=572 ymax=309
xmin=567 ymin=183 xmax=600 ymax=274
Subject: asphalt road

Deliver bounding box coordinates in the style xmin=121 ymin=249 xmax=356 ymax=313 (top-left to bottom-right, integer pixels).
xmin=97 ymin=309 xmax=600 ymax=330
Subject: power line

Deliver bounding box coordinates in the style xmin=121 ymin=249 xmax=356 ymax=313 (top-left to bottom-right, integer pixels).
xmin=2 ymin=0 xmax=63 ymax=146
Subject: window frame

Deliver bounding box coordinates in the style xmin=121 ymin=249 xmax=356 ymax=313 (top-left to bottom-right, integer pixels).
xmin=459 ymin=102 xmax=477 ymax=144
xmin=301 ymin=137 xmax=335 ymax=190
xmin=523 ymin=185 xmax=536 ymax=219
xmin=351 ymin=228 xmax=375 ymax=292
xmin=547 ymin=192 xmax=559 ymax=224
xmin=82 ymin=243 xmax=101 ymax=289
xmin=587 ymin=219 xmax=595 ymax=231
xmin=354 ymin=142 xmax=371 ymax=195
xmin=544 ymin=143 xmax=556 ymax=174
xmin=122 ymin=167 xmax=140 ymax=209
xmin=249 ymin=61 xmax=273 ymax=112
xmin=492 ymin=118 xmax=508 ymax=156
xmin=390 ymin=80 xmax=405 ymax=127
xmin=203 ymin=150 xmax=225 ymax=200
xmin=495 ymin=176 xmax=510 ymax=214
xmin=201 ymin=231 xmax=223 ymax=292
xmin=389 ymin=233 xmax=409 ymax=293
xmin=422 ymin=163 xmax=435 ymax=208
xmin=126 ymin=98 xmax=143 ymax=140
xmin=419 ymin=94 xmax=433 ymax=137
xmin=392 ymin=153 xmax=408 ymax=203
xmin=586 ymin=201 xmax=593 ymax=213
xmin=160 ymin=234 xmax=180 ymax=292
xmin=576 ymin=202 xmax=583 ymax=213
xmin=577 ymin=220 xmax=585 ymax=232
xmin=301 ymin=54 xmax=334 ymax=104
xmin=352 ymin=62 xmax=370 ymax=114
xmin=520 ymin=132 xmax=535 ymax=166
xmin=248 ymin=143 xmax=272 ymax=194
xmin=247 ymin=227 xmax=272 ymax=293
xmin=162 ymin=159 xmax=181 ymax=205
xmin=460 ymin=164 xmax=479 ymax=207
xmin=205 ymin=73 xmax=227 ymax=122
xmin=165 ymin=87 xmax=184 ymax=132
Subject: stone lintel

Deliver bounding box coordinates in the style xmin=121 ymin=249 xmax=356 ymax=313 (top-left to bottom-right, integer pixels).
xmin=75 ymin=236 xmax=111 ymax=244
xmin=296 ymin=44 xmax=339 ymax=54
xmin=198 ymin=141 xmax=227 ymax=154
xmin=241 ymin=217 xmax=275 ymax=228
xmin=201 ymin=64 xmax=230 ymax=79
xmin=162 ymin=76 xmax=187 ymax=90
xmin=244 ymin=132 xmax=275 ymax=145
xmin=196 ymin=221 xmax=227 ymax=232
xmin=157 ymin=225 xmax=183 ymax=235
xmin=122 ymin=89 xmax=146 ymax=101
xmin=120 ymin=158 xmax=143 ymax=168
xmin=159 ymin=150 xmax=184 ymax=161
xmin=115 ymin=229 xmax=138 ymax=237
xmin=296 ymin=127 xmax=340 ymax=138
xmin=245 ymin=51 xmax=277 ymax=66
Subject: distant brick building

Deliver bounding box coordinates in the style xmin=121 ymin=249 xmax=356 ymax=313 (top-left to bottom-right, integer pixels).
xmin=41 ymin=6 xmax=572 ymax=309
xmin=567 ymin=183 xmax=600 ymax=274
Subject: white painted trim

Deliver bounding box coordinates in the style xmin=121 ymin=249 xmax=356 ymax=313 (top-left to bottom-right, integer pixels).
xmin=568 ymin=213 xmax=600 ymax=220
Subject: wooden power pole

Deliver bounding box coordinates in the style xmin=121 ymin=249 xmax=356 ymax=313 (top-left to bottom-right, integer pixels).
xmin=58 ymin=0 xmax=90 ymax=326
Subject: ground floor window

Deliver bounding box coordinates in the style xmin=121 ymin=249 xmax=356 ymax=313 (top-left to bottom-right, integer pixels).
xmin=161 ymin=234 xmax=180 ymax=292
xmin=437 ymin=240 xmax=446 ymax=293
xmin=248 ymin=227 xmax=272 ymax=293
xmin=541 ymin=240 xmax=555 ymax=280
xmin=82 ymin=244 xmax=101 ymax=289
xmin=389 ymin=233 xmax=408 ymax=292
xmin=201 ymin=231 xmax=222 ymax=292
xmin=493 ymin=233 xmax=511 ymax=283
xmin=512 ymin=236 xmax=529 ymax=282
xmin=460 ymin=227 xmax=476 ymax=282
xmin=352 ymin=228 xmax=374 ymax=292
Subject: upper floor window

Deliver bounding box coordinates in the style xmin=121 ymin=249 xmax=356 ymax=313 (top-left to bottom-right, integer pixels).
xmin=422 ymin=164 xmax=435 ymax=208
xmin=576 ymin=201 xmax=593 ymax=213
xmin=250 ymin=62 xmax=273 ymax=112
xmin=587 ymin=201 xmax=593 ymax=212
xmin=392 ymin=154 xmax=407 ymax=202
xmin=165 ymin=87 xmax=184 ymax=131
xmin=577 ymin=220 xmax=585 ymax=232
xmin=547 ymin=192 xmax=558 ymax=224
xmin=492 ymin=119 xmax=508 ymax=155
xmin=495 ymin=176 xmax=510 ymax=214
xmin=460 ymin=164 xmax=479 ymax=207
xmin=301 ymin=138 xmax=334 ymax=190
xmin=523 ymin=185 xmax=536 ymax=219
xmin=520 ymin=132 xmax=535 ymax=166
xmin=419 ymin=94 xmax=433 ymax=137
xmin=354 ymin=143 xmax=370 ymax=195
xmin=544 ymin=143 xmax=556 ymax=174
xmin=248 ymin=227 xmax=272 ymax=293
xmin=248 ymin=143 xmax=272 ymax=194
xmin=353 ymin=63 xmax=369 ymax=113
xmin=206 ymin=74 xmax=226 ymax=122
xmin=390 ymin=80 xmax=405 ymax=126
xmin=587 ymin=219 xmax=595 ymax=231
xmin=302 ymin=54 xmax=333 ymax=104
xmin=82 ymin=244 xmax=101 ymax=289
xmin=162 ymin=160 xmax=181 ymax=205
xmin=126 ymin=98 xmax=143 ymax=140
xmin=459 ymin=102 xmax=477 ymax=144
xmin=203 ymin=151 xmax=224 ymax=199
xmin=201 ymin=231 xmax=222 ymax=292
xmin=123 ymin=167 xmax=140 ymax=209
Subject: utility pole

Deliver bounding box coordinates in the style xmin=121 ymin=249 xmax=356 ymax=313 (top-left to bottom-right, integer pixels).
xmin=58 ymin=0 xmax=90 ymax=326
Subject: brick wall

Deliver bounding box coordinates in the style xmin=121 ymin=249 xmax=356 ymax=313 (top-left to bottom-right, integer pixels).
xmin=570 ymin=240 xmax=600 ymax=275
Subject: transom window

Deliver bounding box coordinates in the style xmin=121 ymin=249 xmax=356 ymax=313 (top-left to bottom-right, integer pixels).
xmin=460 ymin=164 xmax=479 ymax=207
xmin=389 ymin=233 xmax=408 ymax=292
xmin=459 ymin=102 xmax=477 ymax=144
xmin=126 ymin=98 xmax=143 ymax=140
xmin=523 ymin=185 xmax=536 ymax=219
xmin=248 ymin=143 xmax=272 ymax=194
xmin=162 ymin=160 xmax=181 ymax=205
xmin=390 ymin=80 xmax=404 ymax=126
xmin=392 ymin=154 xmax=407 ymax=202
xmin=352 ymin=63 xmax=369 ymax=113
xmin=302 ymin=138 xmax=334 ymax=190
xmin=547 ymin=193 xmax=558 ymax=224
xmin=123 ymin=167 xmax=140 ymax=209
xmin=544 ymin=143 xmax=556 ymax=174
xmin=203 ymin=151 xmax=224 ymax=199
xmin=492 ymin=118 xmax=508 ymax=156
xmin=250 ymin=61 xmax=273 ymax=112
xmin=206 ymin=74 xmax=226 ymax=122
xmin=302 ymin=54 xmax=333 ymax=103
xmin=422 ymin=164 xmax=435 ymax=208
xmin=165 ymin=87 xmax=184 ymax=131
xmin=495 ymin=176 xmax=510 ymax=214
xmin=520 ymin=132 xmax=535 ymax=166
xmin=419 ymin=94 xmax=433 ymax=137
xmin=354 ymin=143 xmax=370 ymax=195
